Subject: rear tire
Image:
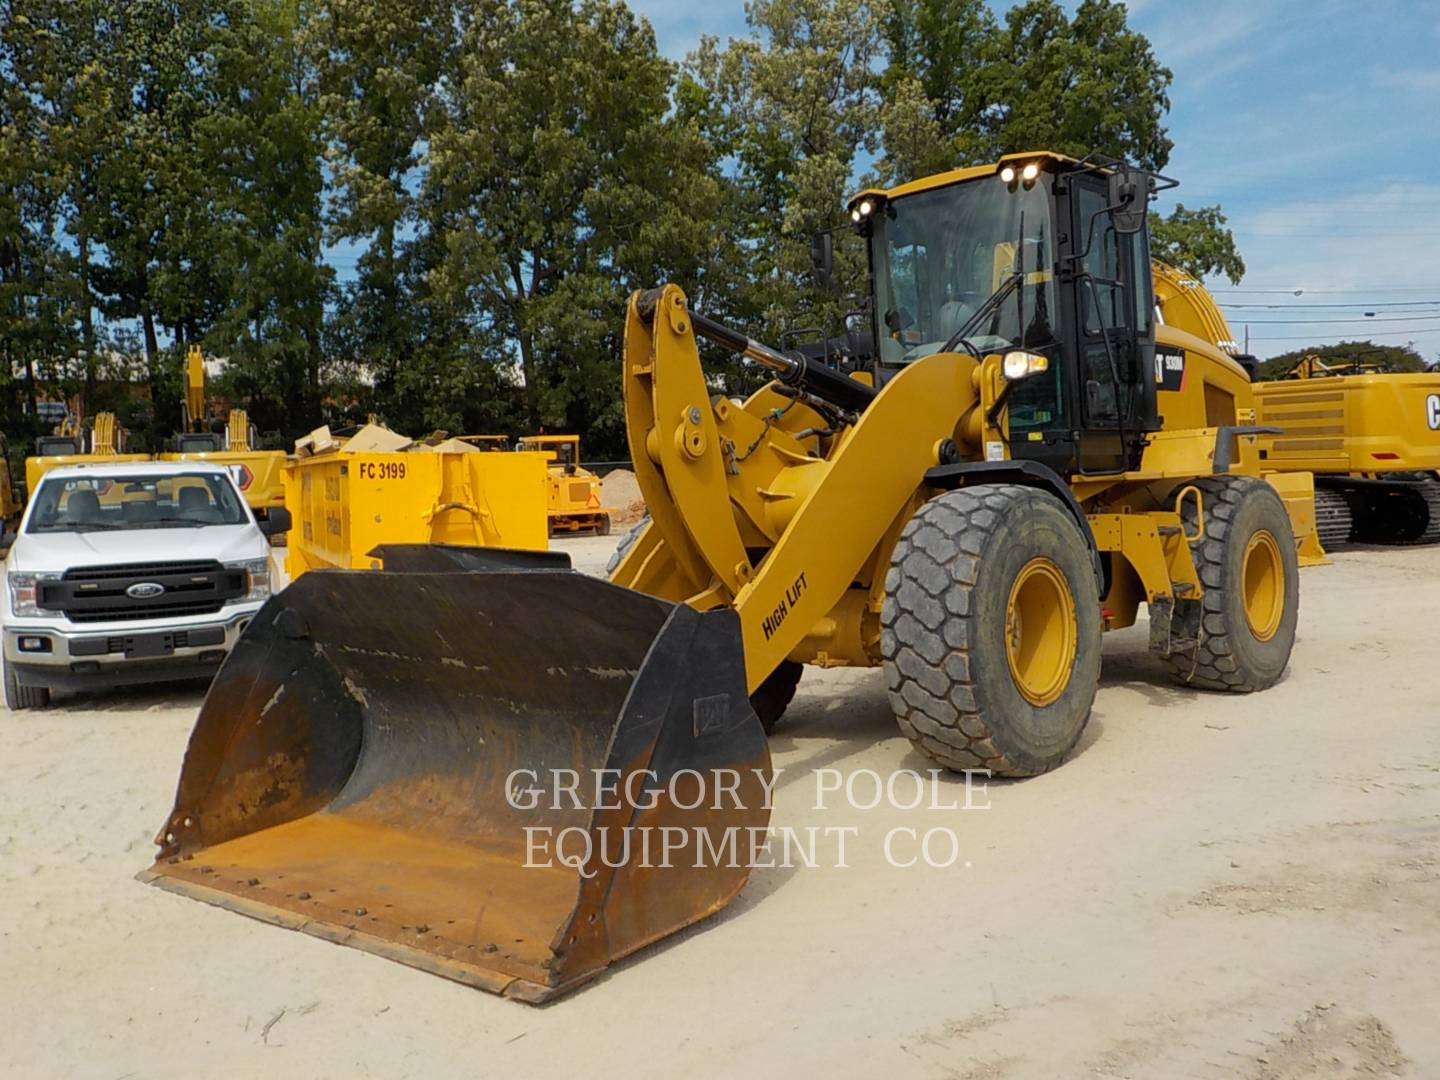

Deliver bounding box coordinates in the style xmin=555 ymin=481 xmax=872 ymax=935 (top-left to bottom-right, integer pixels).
xmin=595 ymin=513 xmax=612 ymax=537
xmin=1164 ymin=476 xmax=1299 ymax=692
xmin=882 ymin=485 xmax=1102 ymax=777
xmin=3 ymin=655 xmax=50 ymax=711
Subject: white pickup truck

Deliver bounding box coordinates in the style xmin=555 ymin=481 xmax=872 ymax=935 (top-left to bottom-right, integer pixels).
xmin=2 ymin=460 xmax=290 ymax=709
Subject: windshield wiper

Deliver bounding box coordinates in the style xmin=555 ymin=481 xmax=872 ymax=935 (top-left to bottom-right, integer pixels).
xmin=42 ymin=522 xmax=126 ymax=533
xmin=941 ymin=271 xmax=1022 ymax=357
xmin=138 ymin=517 xmax=209 ymax=528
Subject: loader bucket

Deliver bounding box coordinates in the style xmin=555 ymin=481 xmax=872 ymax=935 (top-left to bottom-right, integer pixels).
xmin=141 ymin=547 xmax=771 ymax=1003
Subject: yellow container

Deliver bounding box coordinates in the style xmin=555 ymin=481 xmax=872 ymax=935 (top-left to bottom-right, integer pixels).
xmin=284 ymin=449 xmax=549 ymax=580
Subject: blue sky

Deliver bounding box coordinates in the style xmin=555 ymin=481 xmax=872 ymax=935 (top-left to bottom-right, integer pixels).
xmin=626 ymin=0 xmax=1440 ymax=360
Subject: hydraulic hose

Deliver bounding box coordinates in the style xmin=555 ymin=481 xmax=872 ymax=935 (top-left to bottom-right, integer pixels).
xmin=635 ymin=288 xmax=877 ymax=415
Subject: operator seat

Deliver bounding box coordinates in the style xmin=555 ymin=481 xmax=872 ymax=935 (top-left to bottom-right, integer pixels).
xmin=63 ymin=489 xmax=103 ymax=525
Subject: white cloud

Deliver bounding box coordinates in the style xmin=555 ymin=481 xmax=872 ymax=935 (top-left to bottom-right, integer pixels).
xmin=1375 ymin=66 xmax=1440 ymax=92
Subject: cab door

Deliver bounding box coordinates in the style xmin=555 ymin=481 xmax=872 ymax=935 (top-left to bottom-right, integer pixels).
xmin=1069 ymin=177 xmax=1156 ymax=473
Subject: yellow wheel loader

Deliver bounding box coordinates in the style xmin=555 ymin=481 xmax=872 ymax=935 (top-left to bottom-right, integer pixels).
xmin=1152 ymin=262 xmax=1440 ymax=549
xmin=515 ymin=433 xmax=616 ymax=535
xmin=144 ymin=152 xmax=1303 ymax=1002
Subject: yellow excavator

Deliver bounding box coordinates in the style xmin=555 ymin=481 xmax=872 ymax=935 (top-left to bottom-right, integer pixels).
xmin=159 ymin=345 xmax=288 ymax=525
xmin=1153 ymin=264 xmax=1440 ymax=548
xmin=24 ymin=411 xmax=148 ymax=494
xmin=145 ymin=152 xmax=1308 ymax=1002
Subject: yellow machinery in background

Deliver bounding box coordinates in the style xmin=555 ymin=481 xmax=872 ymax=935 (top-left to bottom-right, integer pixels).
xmin=283 ymin=444 xmax=549 ymax=580
xmin=147 ymin=152 xmax=1307 ymax=1003
xmin=24 ymin=411 xmax=148 ymax=494
xmin=159 ymin=345 xmax=288 ymax=523
xmin=515 ymin=434 xmax=614 ymax=535
xmin=0 ymin=432 xmax=22 ymax=538
xmin=1154 ymin=263 xmax=1440 ymax=548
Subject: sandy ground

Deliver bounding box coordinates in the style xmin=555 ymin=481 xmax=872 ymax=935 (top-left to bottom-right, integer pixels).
xmin=3 ymin=539 xmax=1438 ymax=1079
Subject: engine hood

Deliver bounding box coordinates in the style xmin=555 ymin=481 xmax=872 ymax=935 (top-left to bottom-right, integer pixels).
xmin=6 ymin=525 xmax=267 ymax=574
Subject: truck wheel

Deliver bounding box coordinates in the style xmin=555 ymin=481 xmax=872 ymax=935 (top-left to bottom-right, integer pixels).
xmin=3 ymin=656 xmax=50 ymax=711
xmin=882 ymin=485 xmax=1102 ymax=777
xmin=595 ymin=513 xmax=612 ymax=537
xmin=751 ymin=660 xmax=802 ymax=735
xmin=1164 ymin=476 xmax=1299 ymax=692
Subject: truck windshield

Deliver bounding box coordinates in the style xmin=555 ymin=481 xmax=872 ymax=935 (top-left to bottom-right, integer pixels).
xmin=871 ymin=178 xmax=1058 ymax=367
xmin=26 ymin=473 xmax=248 ymax=533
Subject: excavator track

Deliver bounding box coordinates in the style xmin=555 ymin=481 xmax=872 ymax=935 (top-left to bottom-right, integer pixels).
xmin=1314 ymin=488 xmax=1354 ymax=551
xmin=1347 ymin=476 xmax=1440 ymax=546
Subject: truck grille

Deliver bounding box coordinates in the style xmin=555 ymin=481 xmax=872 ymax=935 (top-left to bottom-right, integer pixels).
xmin=38 ymin=560 xmax=247 ymax=624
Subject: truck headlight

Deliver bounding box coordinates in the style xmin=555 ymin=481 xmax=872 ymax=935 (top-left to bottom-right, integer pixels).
xmin=227 ymin=558 xmax=272 ymax=603
xmin=8 ymin=572 xmax=58 ymax=617
xmin=1002 ymin=350 xmax=1049 ymax=381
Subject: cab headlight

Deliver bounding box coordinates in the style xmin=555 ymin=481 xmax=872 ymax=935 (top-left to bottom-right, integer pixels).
xmin=1002 ymin=350 xmax=1049 ymax=381
xmin=227 ymin=558 xmax=272 ymax=603
xmin=8 ymin=572 xmax=59 ymax=616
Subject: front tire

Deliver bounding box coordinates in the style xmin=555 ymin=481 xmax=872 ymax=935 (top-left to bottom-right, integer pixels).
xmin=3 ymin=654 xmax=50 ymax=711
xmin=882 ymin=485 xmax=1102 ymax=777
xmin=1164 ymin=476 xmax=1299 ymax=692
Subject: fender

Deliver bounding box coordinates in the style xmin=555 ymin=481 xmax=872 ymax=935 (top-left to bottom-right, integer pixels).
xmin=923 ymin=459 xmax=1104 ymax=591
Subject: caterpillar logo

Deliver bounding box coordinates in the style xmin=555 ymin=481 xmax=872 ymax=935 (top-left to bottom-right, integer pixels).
xmin=1427 ymin=393 xmax=1440 ymax=431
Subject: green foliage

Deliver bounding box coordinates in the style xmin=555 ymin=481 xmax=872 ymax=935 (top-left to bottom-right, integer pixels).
xmin=1256 ymin=341 xmax=1429 ymax=381
xmin=0 ymin=0 xmax=1255 ymax=463
xmin=879 ymin=0 xmax=1173 ymax=183
xmin=684 ymin=0 xmax=887 ymax=340
xmin=1149 ymin=204 xmax=1245 ymax=285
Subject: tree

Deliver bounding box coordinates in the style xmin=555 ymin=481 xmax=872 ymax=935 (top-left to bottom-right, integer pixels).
xmin=879 ymin=0 xmax=1243 ymax=287
xmin=314 ymin=0 xmax=456 ymax=414
xmin=683 ymin=0 xmax=888 ymax=339
xmin=1149 ymin=203 xmax=1245 ymax=285
xmin=880 ymin=0 xmax=1173 ymax=183
xmin=1256 ymin=341 xmax=1428 ymax=381
xmin=422 ymin=0 xmax=736 ymax=453
xmin=203 ymin=0 xmax=333 ymax=435
xmin=0 ymin=1 xmax=86 ymax=449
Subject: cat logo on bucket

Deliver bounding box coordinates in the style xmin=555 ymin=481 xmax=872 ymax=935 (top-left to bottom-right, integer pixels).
xmin=1427 ymin=393 xmax=1440 ymax=431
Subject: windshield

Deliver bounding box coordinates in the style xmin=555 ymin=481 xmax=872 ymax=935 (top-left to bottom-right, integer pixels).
xmin=26 ymin=472 xmax=249 ymax=533
xmin=871 ymin=178 xmax=1058 ymax=367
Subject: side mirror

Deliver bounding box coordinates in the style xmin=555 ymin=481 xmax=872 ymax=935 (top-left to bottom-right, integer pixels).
xmin=809 ymin=231 xmax=835 ymax=290
xmin=259 ymin=506 xmax=292 ymax=537
xmin=1107 ymin=166 xmax=1149 ymax=235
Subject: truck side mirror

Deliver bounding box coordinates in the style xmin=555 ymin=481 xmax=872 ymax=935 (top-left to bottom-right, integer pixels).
xmin=260 ymin=507 xmax=292 ymax=537
xmin=809 ymin=231 xmax=835 ymax=290
xmin=1108 ymin=166 xmax=1149 ymax=235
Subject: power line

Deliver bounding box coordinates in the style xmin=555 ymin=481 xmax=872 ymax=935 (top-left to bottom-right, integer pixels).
xmin=1249 ymin=327 xmax=1440 ymax=341
xmin=1219 ymin=300 xmax=1440 ymax=309
xmin=1234 ymin=315 xmax=1440 ymax=324
xmin=1211 ymin=285 xmax=1440 ymax=294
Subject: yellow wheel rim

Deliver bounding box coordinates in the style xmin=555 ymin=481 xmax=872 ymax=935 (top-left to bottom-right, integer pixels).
xmin=1242 ymin=529 xmax=1284 ymax=642
xmin=1004 ymin=557 xmax=1078 ymax=707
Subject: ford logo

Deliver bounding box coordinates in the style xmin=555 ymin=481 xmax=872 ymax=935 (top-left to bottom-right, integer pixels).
xmin=126 ymin=582 xmax=166 ymax=599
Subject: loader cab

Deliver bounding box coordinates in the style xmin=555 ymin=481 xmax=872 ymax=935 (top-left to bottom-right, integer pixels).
xmin=853 ymin=154 xmax=1164 ymax=476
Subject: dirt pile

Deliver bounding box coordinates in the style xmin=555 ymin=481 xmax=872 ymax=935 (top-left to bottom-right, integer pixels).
xmin=600 ymin=468 xmax=646 ymax=525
